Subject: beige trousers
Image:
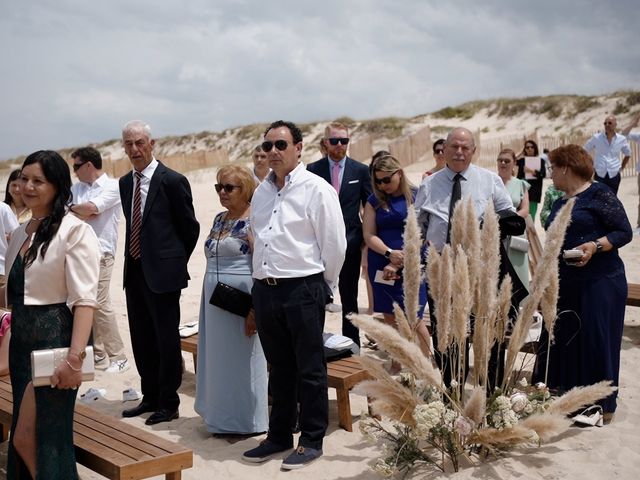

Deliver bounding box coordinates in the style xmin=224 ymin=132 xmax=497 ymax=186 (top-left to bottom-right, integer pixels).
xmin=93 ymin=254 xmax=126 ymax=362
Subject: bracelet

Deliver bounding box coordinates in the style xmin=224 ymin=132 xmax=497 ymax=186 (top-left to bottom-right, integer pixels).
xmin=65 ymin=359 xmax=82 ymax=372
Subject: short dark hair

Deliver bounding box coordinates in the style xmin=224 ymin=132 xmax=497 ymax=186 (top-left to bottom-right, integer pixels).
xmin=264 ymin=120 xmax=303 ymax=144
xmin=71 ymin=146 xmax=102 ymax=169
xmin=432 ymin=138 xmax=445 ymax=153
xmin=549 ymin=144 xmax=594 ymax=182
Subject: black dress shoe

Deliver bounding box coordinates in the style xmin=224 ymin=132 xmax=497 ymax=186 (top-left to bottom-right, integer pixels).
xmin=145 ymin=408 xmax=179 ymax=425
xmin=122 ymin=402 xmax=156 ymax=418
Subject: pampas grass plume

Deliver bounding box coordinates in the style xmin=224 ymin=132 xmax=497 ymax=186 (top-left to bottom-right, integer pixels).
xmin=546 ymin=380 xmax=617 ymax=416
xmin=463 ymin=386 xmax=486 ymax=425
xmin=402 ymin=206 xmax=422 ymax=328
xmin=520 ymin=413 xmax=572 ymax=441
xmin=451 ymin=246 xmax=471 ymax=345
xmin=436 ymin=244 xmax=453 ymax=353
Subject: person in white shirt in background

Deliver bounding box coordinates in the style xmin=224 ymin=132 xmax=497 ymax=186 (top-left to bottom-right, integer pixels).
xmin=243 ymin=120 xmax=346 ymax=470
xmin=584 ymin=114 xmax=631 ymax=195
xmin=70 ymin=147 xmax=130 ymax=373
xmin=622 ymin=113 xmax=640 ymax=234
xmin=251 ymin=144 xmax=270 ymax=183
xmin=0 ymin=202 xmax=19 ymax=287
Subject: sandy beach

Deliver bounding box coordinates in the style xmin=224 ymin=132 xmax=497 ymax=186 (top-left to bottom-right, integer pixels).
xmin=3 ymin=157 xmax=639 ymax=479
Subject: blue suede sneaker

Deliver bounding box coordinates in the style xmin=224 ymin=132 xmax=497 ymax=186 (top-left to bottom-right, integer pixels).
xmin=281 ymin=446 xmax=323 ymax=470
xmin=242 ymin=440 xmax=290 ymax=463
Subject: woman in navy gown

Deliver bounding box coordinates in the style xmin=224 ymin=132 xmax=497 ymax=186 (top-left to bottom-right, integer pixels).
xmin=363 ymin=154 xmax=429 ymax=370
xmin=532 ymin=145 xmax=632 ymax=421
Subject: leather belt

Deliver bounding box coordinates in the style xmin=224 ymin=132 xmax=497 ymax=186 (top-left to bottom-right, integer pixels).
xmin=257 ymin=272 xmax=323 ymax=286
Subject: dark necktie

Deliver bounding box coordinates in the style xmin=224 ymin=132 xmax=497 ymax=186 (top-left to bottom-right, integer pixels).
xmin=129 ymin=171 xmax=143 ymax=259
xmin=446 ymin=173 xmax=462 ymax=243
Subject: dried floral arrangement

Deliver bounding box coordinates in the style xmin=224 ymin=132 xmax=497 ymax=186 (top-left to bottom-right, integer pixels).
xmin=351 ymin=198 xmax=616 ymax=477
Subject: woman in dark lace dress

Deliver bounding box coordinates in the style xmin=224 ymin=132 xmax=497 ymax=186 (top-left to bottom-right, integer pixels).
xmin=532 ymin=145 xmax=632 ymax=422
xmin=1 ymin=151 xmax=100 ymax=479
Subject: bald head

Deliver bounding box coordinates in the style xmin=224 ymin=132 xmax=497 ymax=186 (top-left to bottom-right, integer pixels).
xmin=604 ymin=115 xmax=617 ymax=135
xmin=444 ymin=127 xmax=476 ymax=173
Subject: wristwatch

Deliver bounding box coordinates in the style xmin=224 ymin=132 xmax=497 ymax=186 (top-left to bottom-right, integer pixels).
xmin=69 ymin=349 xmax=86 ymax=361
xmin=384 ymin=249 xmax=392 ymax=259
xmin=592 ymin=240 xmax=603 ymax=253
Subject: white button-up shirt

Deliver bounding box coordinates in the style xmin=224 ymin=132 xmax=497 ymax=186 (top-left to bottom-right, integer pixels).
xmin=584 ymin=131 xmax=631 ymax=177
xmin=415 ymin=164 xmax=515 ymax=252
xmin=251 ymin=162 xmax=346 ymax=292
xmin=71 ymin=172 xmax=121 ymax=256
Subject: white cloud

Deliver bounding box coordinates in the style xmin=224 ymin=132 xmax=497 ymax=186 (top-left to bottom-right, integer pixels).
xmin=0 ymin=0 xmax=638 ymax=159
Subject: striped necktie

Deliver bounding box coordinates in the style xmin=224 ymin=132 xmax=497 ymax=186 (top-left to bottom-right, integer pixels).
xmin=129 ymin=171 xmax=143 ymax=259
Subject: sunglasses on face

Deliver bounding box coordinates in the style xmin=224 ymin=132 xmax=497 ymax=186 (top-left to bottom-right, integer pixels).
xmin=327 ymin=137 xmax=349 ymax=146
xmin=261 ymin=140 xmax=289 ymax=152
xmin=73 ymin=161 xmax=88 ymax=171
xmin=434 ymin=149 xmax=444 ymax=155
xmin=374 ymin=170 xmax=399 ymax=185
xmin=215 ymin=183 xmax=240 ymax=193
xmin=497 ymin=158 xmax=512 ymax=164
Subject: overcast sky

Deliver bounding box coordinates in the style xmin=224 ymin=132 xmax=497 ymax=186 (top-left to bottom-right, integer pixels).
xmin=1 ymin=0 xmax=638 ymax=160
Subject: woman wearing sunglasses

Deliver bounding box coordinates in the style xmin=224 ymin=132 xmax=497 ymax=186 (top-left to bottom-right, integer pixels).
xmin=363 ymin=154 xmax=429 ymax=373
xmin=516 ymin=139 xmax=546 ymax=221
xmin=194 ymin=165 xmax=268 ymax=436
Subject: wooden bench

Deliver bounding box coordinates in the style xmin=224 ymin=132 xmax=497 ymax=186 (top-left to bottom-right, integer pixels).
xmin=180 ymin=334 xmax=198 ymax=371
xmin=0 ymin=377 xmax=192 ymax=480
xmin=627 ymin=283 xmax=640 ymax=307
xmin=180 ymin=334 xmax=371 ymax=431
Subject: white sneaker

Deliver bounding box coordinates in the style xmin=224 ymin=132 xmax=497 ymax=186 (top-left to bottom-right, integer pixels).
xmin=105 ymin=359 xmax=131 ymax=374
xmin=79 ymin=387 xmax=107 ymax=404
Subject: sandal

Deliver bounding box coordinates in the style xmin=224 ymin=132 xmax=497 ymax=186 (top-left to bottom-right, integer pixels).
xmin=573 ymin=405 xmax=603 ymax=427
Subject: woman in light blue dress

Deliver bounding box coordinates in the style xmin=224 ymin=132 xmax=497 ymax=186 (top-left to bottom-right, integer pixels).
xmin=194 ymin=165 xmax=268 ymax=435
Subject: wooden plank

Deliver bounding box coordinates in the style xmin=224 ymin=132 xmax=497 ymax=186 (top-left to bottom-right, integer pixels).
xmin=627 ymin=282 xmax=640 ymax=307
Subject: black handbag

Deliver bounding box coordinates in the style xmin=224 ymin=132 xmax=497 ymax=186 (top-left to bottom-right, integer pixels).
xmin=208 ymin=213 xmax=253 ymax=318
xmin=209 ymin=281 xmax=253 ymax=317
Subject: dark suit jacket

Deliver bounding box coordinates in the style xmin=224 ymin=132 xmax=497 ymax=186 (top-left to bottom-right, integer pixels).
xmin=307 ymin=156 xmax=372 ymax=252
xmin=119 ymin=161 xmax=200 ymax=294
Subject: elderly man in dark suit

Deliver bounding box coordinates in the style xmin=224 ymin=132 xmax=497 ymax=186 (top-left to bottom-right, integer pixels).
xmin=307 ymin=122 xmax=371 ymax=346
xmin=119 ymin=120 xmax=199 ymax=425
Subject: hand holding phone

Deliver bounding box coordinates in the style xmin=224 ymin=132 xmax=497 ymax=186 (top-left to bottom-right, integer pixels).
xmin=562 ymin=249 xmax=584 ymax=264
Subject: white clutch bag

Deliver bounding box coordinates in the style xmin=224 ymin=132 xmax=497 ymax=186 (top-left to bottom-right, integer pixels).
xmin=31 ymin=346 xmax=95 ymax=387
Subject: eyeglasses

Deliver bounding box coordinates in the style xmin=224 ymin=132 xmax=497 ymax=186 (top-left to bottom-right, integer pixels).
xmin=261 ymin=140 xmax=289 ymax=152
xmin=497 ymin=158 xmax=512 ymax=164
xmin=374 ymin=171 xmax=399 ymax=185
xmin=434 ymin=149 xmax=444 ymax=155
xmin=214 ymin=183 xmax=240 ymax=193
xmin=73 ymin=161 xmax=88 ymax=171
xmin=327 ymin=137 xmax=349 ymax=146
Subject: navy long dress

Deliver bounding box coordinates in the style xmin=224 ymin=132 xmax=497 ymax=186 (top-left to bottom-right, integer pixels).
xmin=367 ymin=191 xmax=427 ymax=317
xmin=532 ymin=182 xmax=632 ymax=413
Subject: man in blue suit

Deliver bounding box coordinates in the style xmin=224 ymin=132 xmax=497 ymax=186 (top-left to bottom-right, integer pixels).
xmin=307 ymin=122 xmax=372 ymax=346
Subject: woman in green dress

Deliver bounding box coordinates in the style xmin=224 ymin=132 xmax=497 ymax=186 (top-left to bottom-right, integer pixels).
xmin=497 ymin=148 xmax=530 ymax=288
xmin=1 ymin=151 xmax=100 ymax=479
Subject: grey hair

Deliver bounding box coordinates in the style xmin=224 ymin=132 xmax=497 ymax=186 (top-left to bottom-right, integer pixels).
xmin=122 ymin=120 xmax=152 ymax=139
xmin=446 ymin=127 xmax=475 ymax=148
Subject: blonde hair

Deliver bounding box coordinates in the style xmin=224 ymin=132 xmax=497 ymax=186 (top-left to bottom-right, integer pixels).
xmin=371 ymin=155 xmax=414 ymax=210
xmin=217 ymin=165 xmax=256 ymax=205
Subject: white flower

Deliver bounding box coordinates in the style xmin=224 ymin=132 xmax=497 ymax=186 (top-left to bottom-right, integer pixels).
xmin=413 ymin=401 xmax=446 ymax=436
xmin=510 ymin=392 xmax=528 ymax=413
xmin=518 ymin=377 xmax=528 ymax=388
xmin=454 ymin=416 xmax=473 ymax=436
xmin=535 ymin=382 xmax=546 ymax=390
xmin=450 ymin=379 xmax=459 ymax=388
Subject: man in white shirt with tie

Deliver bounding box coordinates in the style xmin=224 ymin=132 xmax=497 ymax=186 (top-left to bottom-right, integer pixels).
xmin=70 ymin=147 xmax=129 ymax=373
xmin=243 ymin=120 xmax=346 ymax=470
xmin=584 ymin=114 xmax=631 ymax=195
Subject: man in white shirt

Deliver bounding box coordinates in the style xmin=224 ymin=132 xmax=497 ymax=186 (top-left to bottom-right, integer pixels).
xmin=70 ymin=147 xmax=130 ymax=373
xmin=622 ymin=113 xmax=640 ymax=233
xmin=243 ymin=120 xmax=346 ymax=470
xmin=0 ymin=202 xmax=19 ymax=287
xmin=584 ymin=115 xmax=631 ymax=195
xmin=415 ymin=127 xmax=519 ymax=387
